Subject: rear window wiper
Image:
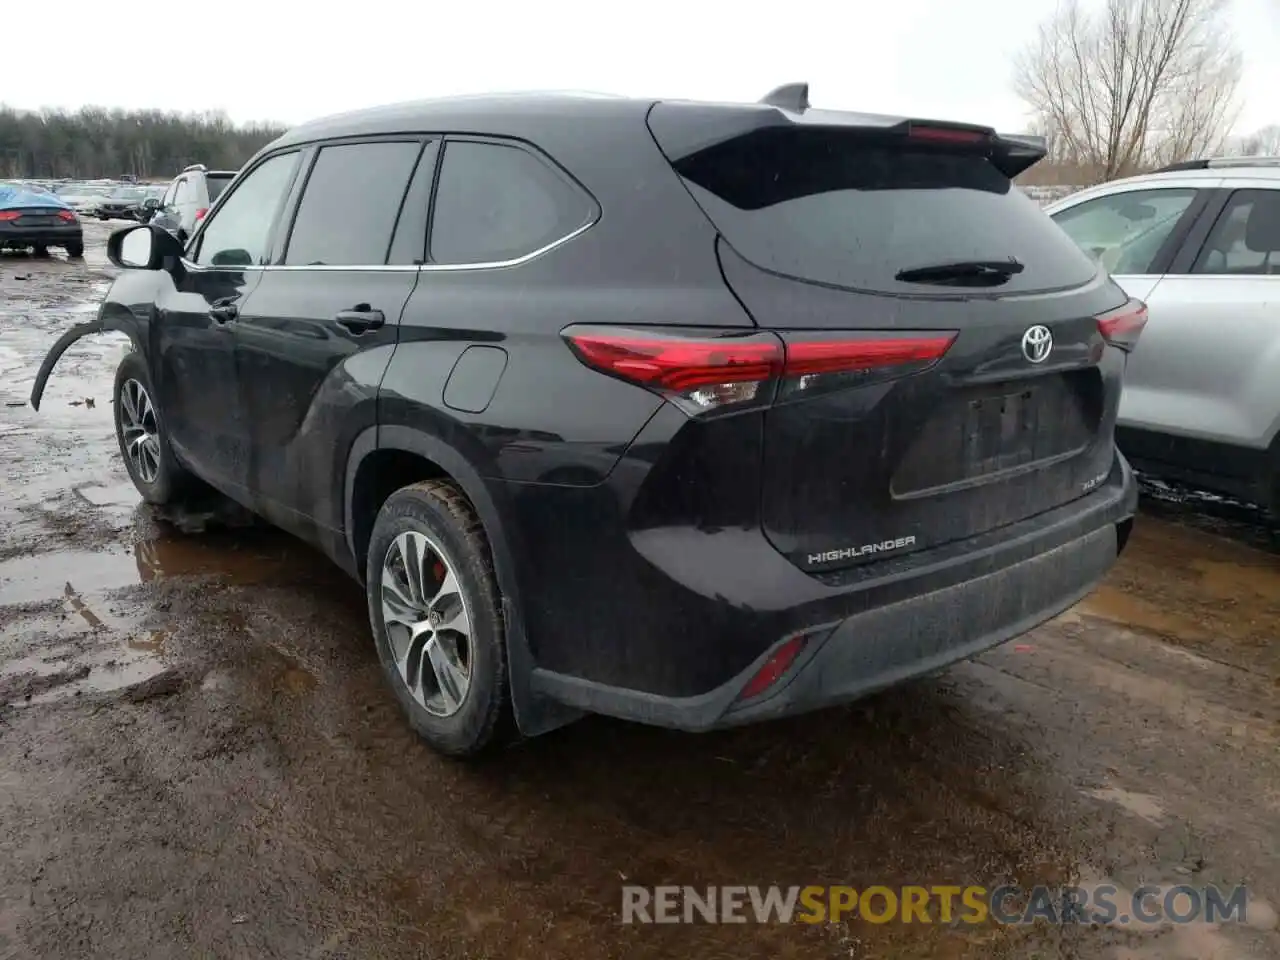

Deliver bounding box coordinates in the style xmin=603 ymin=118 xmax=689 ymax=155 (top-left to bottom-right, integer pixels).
xmin=894 ymin=258 xmax=1025 ymax=286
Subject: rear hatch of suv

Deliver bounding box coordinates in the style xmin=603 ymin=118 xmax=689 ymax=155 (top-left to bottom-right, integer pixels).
xmin=647 ymin=101 xmax=1135 ymax=573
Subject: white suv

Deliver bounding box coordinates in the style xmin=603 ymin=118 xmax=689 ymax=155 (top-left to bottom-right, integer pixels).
xmin=150 ymin=163 xmax=237 ymax=243
xmin=1045 ymin=158 xmax=1280 ymax=514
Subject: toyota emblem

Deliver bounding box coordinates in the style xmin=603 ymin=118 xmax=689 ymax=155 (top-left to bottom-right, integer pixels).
xmin=1021 ymin=325 xmax=1053 ymax=364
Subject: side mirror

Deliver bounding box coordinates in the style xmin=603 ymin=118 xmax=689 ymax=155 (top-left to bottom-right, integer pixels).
xmin=143 ymin=197 xmax=161 ymax=210
xmin=106 ymin=223 xmax=185 ymax=274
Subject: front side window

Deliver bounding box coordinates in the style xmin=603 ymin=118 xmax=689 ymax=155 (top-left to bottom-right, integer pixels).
xmin=1051 ymin=188 xmax=1198 ymax=275
xmin=1191 ymin=190 xmax=1280 ymax=275
xmin=429 ymin=140 xmax=594 ymax=265
xmin=191 ymin=152 xmax=299 ymax=267
xmin=284 ymin=140 xmax=422 ymax=266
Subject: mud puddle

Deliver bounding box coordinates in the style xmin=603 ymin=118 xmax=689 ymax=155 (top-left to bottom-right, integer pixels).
xmin=1 ymin=519 xmax=325 ymax=606
xmin=0 ymin=628 xmax=173 ymax=706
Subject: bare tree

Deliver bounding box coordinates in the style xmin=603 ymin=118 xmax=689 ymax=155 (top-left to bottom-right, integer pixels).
xmin=1014 ymin=0 xmax=1243 ymax=183
xmin=1240 ymin=124 xmax=1280 ymax=156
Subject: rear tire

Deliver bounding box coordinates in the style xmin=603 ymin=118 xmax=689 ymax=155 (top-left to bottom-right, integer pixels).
xmin=32 ymin=245 xmax=48 ymax=257
xmin=113 ymin=352 xmax=192 ymax=505
xmin=366 ymin=480 xmax=511 ymax=758
xmin=65 ymin=241 xmax=83 ymax=258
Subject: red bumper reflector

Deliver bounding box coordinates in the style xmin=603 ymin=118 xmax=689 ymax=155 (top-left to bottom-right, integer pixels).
xmin=1097 ymin=299 xmax=1148 ymax=351
xmin=738 ymin=635 xmax=807 ymax=701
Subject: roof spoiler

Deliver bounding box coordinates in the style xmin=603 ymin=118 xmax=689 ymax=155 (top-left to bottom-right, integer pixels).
xmin=992 ymin=132 xmax=1048 ymax=178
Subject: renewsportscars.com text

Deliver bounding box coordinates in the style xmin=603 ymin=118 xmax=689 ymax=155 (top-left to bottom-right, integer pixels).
xmin=621 ymin=884 xmax=1250 ymax=926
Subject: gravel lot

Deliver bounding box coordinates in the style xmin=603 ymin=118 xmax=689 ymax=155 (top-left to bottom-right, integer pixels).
xmin=1 ymin=221 xmax=1279 ymax=959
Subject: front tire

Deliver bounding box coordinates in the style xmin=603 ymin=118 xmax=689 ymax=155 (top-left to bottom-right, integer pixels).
xmin=113 ymin=352 xmax=191 ymax=504
xmin=366 ymin=481 xmax=510 ymax=757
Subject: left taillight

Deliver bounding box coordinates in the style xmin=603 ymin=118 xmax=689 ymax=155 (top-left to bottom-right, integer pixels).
xmin=563 ymin=327 xmax=782 ymax=416
xmin=1097 ymin=299 xmax=1148 ymax=352
xmin=57 ymin=209 xmax=77 ymax=222
xmin=0 ymin=211 xmax=19 ymax=222
xmin=562 ymin=326 xmax=957 ymax=416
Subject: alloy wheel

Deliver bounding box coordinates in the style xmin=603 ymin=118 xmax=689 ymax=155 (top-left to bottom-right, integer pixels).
xmin=380 ymin=531 xmax=473 ymax=718
xmin=119 ymin=378 xmax=162 ymax=484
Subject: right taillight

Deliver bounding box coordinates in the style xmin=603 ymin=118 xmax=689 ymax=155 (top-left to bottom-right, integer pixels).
xmin=562 ymin=326 xmax=956 ymax=415
xmin=1097 ymin=299 xmax=1148 ymax=352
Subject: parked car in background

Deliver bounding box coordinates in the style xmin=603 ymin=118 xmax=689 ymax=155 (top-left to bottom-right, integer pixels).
xmin=1046 ymin=157 xmax=1280 ymax=514
xmin=55 ymin=182 xmax=111 ymax=217
xmin=135 ymin=184 xmax=168 ymax=222
xmin=31 ymin=87 xmax=1140 ymax=757
xmin=0 ymin=182 xmax=83 ymax=257
xmin=149 ymin=164 xmax=237 ymax=242
xmin=97 ymin=184 xmax=149 ymax=221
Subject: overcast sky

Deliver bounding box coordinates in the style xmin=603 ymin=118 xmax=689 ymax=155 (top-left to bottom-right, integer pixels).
xmin=10 ymin=0 xmax=1279 ymax=135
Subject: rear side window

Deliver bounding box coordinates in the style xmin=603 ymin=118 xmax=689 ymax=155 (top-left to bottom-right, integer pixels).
xmin=206 ymin=175 xmax=233 ymax=204
xmin=656 ymin=125 xmax=1098 ymax=295
xmin=173 ymin=177 xmax=193 ymax=206
xmin=1052 ymin=188 xmax=1198 ymax=275
xmin=285 ymin=140 xmax=423 ymax=266
xmin=429 ymin=140 xmax=594 ymax=265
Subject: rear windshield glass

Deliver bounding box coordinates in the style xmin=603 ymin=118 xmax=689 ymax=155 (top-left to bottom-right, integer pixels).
xmin=661 ymin=127 xmax=1097 ymax=295
xmin=206 ymin=175 xmax=233 ymax=203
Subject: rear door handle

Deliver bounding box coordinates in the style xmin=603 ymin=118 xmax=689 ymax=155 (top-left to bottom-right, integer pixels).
xmin=335 ymin=308 xmax=386 ymax=334
xmin=209 ymin=300 xmax=238 ymax=324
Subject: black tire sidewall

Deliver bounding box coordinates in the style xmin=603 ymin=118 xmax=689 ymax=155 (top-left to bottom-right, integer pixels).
xmin=113 ymin=352 xmax=181 ymax=504
xmin=365 ymin=484 xmax=507 ymax=756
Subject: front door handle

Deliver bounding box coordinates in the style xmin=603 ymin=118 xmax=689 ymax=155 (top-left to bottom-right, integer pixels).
xmin=209 ymin=300 xmax=238 ymax=324
xmin=335 ymin=308 xmax=385 ymax=334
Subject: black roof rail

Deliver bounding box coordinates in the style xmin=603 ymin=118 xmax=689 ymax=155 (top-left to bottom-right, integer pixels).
xmin=1154 ymin=159 xmax=1210 ymax=173
xmin=760 ymin=83 xmax=810 ymax=113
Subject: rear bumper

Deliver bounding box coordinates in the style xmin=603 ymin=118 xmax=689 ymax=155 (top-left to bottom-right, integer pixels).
xmin=0 ymin=223 xmax=82 ymax=245
xmin=531 ymin=450 xmax=1137 ymax=731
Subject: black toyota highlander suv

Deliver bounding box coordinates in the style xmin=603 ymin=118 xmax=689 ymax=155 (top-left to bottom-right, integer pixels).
xmin=31 ymin=85 xmax=1142 ymax=757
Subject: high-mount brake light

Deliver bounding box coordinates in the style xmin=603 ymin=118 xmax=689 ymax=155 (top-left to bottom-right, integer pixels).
xmin=1096 ymin=299 xmax=1148 ymax=352
xmin=564 ymin=327 xmax=958 ymax=414
xmin=907 ymin=125 xmax=990 ymax=145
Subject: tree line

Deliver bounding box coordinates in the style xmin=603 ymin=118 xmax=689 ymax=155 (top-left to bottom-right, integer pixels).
xmin=0 ymin=106 xmax=285 ymax=180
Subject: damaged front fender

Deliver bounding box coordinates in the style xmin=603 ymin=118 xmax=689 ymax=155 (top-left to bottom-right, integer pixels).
xmin=29 ymin=313 xmax=134 ymax=412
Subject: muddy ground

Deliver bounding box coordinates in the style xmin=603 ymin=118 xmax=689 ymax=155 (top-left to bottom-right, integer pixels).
xmin=1 ymin=221 xmax=1279 ymax=960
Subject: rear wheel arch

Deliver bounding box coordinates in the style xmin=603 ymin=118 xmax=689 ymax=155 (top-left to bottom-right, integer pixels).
xmin=343 ymin=425 xmax=579 ymax=739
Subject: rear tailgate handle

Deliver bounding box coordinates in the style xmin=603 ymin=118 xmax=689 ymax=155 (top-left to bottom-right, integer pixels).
xmin=335 ymin=308 xmax=385 ymax=334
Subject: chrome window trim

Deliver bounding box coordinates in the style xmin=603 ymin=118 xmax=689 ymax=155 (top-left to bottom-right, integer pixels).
xmin=180 ymin=216 xmax=596 ymax=274
xmin=418 ymin=217 xmax=595 ymax=271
